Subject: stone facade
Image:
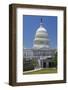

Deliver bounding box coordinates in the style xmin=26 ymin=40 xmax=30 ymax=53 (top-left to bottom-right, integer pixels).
xmin=23 ymin=48 xmax=56 ymax=69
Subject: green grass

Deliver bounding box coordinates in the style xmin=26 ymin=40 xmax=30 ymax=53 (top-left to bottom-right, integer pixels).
xmin=23 ymin=68 xmax=57 ymax=75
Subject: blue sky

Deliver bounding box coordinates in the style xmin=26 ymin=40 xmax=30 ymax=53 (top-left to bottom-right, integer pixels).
xmin=23 ymin=15 xmax=57 ymax=48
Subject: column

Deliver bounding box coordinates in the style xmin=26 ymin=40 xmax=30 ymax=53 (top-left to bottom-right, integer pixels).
xmin=46 ymin=62 xmax=49 ymax=68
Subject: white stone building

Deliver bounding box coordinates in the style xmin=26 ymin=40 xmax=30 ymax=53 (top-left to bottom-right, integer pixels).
xmin=23 ymin=19 xmax=56 ymax=69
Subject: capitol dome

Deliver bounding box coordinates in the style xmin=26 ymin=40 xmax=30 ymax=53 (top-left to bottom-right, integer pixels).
xmin=33 ymin=19 xmax=50 ymax=49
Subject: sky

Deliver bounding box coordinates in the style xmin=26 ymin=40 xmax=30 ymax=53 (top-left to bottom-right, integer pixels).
xmin=23 ymin=15 xmax=57 ymax=48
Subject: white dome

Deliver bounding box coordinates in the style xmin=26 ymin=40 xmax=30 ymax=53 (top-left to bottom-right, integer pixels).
xmin=36 ymin=23 xmax=47 ymax=32
xmin=33 ymin=22 xmax=50 ymax=49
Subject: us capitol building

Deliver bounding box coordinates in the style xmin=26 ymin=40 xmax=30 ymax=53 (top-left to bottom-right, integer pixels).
xmin=23 ymin=19 xmax=56 ymax=69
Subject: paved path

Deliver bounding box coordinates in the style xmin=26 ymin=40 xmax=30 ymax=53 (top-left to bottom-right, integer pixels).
xmin=23 ymin=68 xmax=42 ymax=74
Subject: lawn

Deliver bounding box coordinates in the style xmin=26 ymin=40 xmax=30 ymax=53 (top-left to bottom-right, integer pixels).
xmin=23 ymin=68 xmax=57 ymax=75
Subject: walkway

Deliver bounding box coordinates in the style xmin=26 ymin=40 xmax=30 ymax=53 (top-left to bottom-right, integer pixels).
xmin=23 ymin=68 xmax=42 ymax=74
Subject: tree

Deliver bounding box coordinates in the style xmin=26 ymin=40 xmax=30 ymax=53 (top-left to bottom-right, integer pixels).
xmin=32 ymin=59 xmax=38 ymax=68
xmin=53 ymin=52 xmax=57 ymax=68
xmin=23 ymin=58 xmax=34 ymax=71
